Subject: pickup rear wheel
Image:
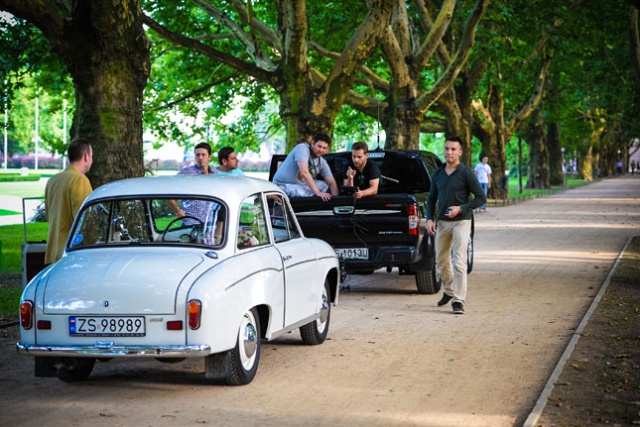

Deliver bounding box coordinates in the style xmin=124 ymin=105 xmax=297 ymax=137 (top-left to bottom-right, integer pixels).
xmin=299 ymin=279 xmax=331 ymax=345
xmin=205 ymin=308 xmax=261 ymax=385
xmin=415 ymin=267 xmax=441 ymax=295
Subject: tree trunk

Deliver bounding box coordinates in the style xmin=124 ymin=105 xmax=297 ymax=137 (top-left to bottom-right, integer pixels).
xmin=547 ymin=121 xmax=564 ymax=186
xmin=525 ymin=109 xmax=549 ymax=189
xmin=580 ymin=144 xmax=594 ymax=181
xmin=378 ymin=0 xmax=488 ymax=152
xmin=440 ymin=88 xmax=473 ymax=165
xmin=0 ymin=0 xmax=150 ymax=187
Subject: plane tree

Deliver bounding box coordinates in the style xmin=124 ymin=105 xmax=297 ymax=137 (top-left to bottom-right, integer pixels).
xmin=0 ymin=0 xmax=150 ymax=186
xmin=142 ymin=0 xmax=396 ymax=151
xmin=324 ymin=0 xmax=489 ymax=153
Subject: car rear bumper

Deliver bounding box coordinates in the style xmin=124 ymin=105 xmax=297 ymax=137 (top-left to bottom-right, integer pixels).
xmin=16 ymin=342 xmax=211 ymax=357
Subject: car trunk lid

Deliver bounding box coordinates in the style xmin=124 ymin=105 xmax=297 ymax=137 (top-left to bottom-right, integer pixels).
xmin=41 ymin=249 xmax=204 ymax=315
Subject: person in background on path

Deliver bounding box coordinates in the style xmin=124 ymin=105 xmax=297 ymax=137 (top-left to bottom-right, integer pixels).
xmin=169 ymin=141 xmax=216 ymax=221
xmin=616 ymin=160 xmax=623 ymax=175
xmin=474 ymin=153 xmax=491 ymax=211
xmin=44 ymin=138 xmax=93 ymax=265
xmin=630 ymin=159 xmax=636 ymax=175
xmin=426 ymin=136 xmax=486 ymax=315
xmin=272 ymin=133 xmax=339 ymax=201
xmin=216 ymin=146 xmax=245 ymax=176
xmin=340 ymin=141 xmax=380 ymax=198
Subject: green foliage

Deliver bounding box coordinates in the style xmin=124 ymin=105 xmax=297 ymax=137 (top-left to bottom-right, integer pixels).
xmin=1 ymin=14 xmax=74 ymax=157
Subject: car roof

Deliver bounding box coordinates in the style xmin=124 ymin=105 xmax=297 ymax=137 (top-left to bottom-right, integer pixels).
xmin=86 ymin=175 xmax=281 ymax=204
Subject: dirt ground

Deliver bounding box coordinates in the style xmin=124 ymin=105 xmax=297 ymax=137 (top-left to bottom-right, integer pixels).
xmin=0 ymin=175 xmax=639 ymax=427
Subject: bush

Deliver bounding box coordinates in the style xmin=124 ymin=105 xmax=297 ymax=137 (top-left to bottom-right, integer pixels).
xmin=0 ymin=174 xmax=42 ymax=182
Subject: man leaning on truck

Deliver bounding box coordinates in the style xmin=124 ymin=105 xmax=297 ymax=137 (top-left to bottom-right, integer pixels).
xmin=340 ymin=141 xmax=380 ymax=198
xmin=426 ymin=136 xmax=486 ymax=314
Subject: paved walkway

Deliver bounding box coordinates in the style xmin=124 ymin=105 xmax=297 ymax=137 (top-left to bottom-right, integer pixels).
xmin=0 ymin=195 xmax=44 ymax=226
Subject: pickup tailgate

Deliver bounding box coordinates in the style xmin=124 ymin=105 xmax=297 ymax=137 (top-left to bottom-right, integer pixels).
xmin=290 ymin=193 xmax=421 ymax=248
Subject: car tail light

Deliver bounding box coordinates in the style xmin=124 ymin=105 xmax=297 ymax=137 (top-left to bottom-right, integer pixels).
xmin=37 ymin=320 xmax=51 ymax=330
xmin=408 ymin=205 xmax=419 ymax=235
xmin=188 ymin=300 xmax=202 ymax=330
xmin=166 ymin=321 xmax=183 ymax=330
xmin=20 ymin=301 xmax=33 ymax=329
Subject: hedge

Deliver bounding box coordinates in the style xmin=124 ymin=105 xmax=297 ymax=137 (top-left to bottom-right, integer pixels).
xmin=0 ymin=174 xmax=42 ymax=182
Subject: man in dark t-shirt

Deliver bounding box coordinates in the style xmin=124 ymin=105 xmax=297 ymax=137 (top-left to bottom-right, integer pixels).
xmin=340 ymin=141 xmax=380 ymax=198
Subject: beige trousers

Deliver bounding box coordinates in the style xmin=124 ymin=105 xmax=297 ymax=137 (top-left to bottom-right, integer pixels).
xmin=435 ymin=219 xmax=471 ymax=304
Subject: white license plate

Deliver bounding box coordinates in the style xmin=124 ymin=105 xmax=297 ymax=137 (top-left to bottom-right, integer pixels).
xmin=335 ymin=247 xmax=369 ymax=260
xmin=69 ymin=316 xmax=146 ymax=337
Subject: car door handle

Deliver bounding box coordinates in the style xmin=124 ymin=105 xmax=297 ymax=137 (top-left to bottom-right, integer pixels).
xmin=282 ymin=255 xmax=292 ymax=261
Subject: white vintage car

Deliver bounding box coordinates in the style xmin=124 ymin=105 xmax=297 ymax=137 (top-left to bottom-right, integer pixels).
xmin=17 ymin=175 xmax=340 ymax=385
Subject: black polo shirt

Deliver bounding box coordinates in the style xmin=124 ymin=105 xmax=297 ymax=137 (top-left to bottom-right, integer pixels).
xmin=426 ymin=164 xmax=486 ymax=221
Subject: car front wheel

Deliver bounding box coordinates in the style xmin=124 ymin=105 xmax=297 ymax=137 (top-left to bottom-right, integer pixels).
xmin=299 ymin=279 xmax=331 ymax=345
xmin=205 ymin=308 xmax=261 ymax=385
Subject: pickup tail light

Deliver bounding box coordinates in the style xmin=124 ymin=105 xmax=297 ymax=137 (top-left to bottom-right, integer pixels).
xmin=20 ymin=301 xmax=33 ymax=329
xmin=188 ymin=300 xmax=202 ymax=330
xmin=408 ymin=205 xmax=419 ymax=235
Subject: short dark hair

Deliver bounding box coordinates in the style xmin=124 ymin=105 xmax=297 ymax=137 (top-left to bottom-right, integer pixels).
xmin=445 ymin=136 xmax=463 ymax=146
xmin=67 ymin=138 xmax=91 ymax=163
xmin=312 ymin=132 xmax=332 ymax=146
xmin=351 ymin=141 xmax=369 ymax=154
xmin=218 ymin=146 xmax=235 ymax=164
xmin=194 ymin=142 xmax=212 ymax=155
xmin=479 ymin=153 xmax=488 ymax=161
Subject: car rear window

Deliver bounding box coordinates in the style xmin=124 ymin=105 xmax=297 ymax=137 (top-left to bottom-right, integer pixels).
xmin=68 ymin=197 xmax=227 ymax=250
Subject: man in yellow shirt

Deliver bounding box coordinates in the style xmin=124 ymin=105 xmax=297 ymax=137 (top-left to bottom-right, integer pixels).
xmin=45 ymin=138 xmax=93 ymax=264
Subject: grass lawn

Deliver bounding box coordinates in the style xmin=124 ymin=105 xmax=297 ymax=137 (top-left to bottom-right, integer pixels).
xmin=0 ymin=223 xmax=48 ymax=317
xmin=0 ymin=179 xmax=48 ymax=198
xmin=0 ymin=223 xmax=48 ymax=273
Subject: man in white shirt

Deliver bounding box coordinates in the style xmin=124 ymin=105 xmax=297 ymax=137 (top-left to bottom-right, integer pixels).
xmin=474 ymin=154 xmax=492 ymax=211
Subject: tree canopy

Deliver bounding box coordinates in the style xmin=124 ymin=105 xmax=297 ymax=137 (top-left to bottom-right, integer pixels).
xmin=0 ymin=0 xmax=638 ymax=187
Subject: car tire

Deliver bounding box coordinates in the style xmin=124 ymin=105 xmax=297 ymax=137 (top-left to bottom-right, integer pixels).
xmin=415 ymin=264 xmax=442 ymax=295
xmin=299 ymin=279 xmax=331 ymax=345
xmin=205 ymin=308 xmax=261 ymax=385
xmin=56 ymin=357 xmax=95 ymax=383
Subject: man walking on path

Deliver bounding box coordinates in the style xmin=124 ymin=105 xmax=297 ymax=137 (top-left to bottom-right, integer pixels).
xmin=426 ymin=136 xmax=486 ymax=314
xmin=474 ymin=154 xmax=492 ymax=211
xmin=44 ymin=138 xmax=93 ymax=265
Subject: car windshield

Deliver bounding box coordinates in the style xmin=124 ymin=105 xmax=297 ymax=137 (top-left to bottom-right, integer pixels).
xmin=68 ymin=197 xmax=227 ymax=250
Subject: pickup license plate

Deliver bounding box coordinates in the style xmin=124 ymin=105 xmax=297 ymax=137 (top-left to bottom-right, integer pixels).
xmin=335 ymin=248 xmax=369 ymax=260
xmin=69 ymin=316 xmax=146 ymax=337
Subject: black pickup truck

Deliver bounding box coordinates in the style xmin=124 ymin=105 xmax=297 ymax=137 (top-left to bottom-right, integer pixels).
xmin=268 ymin=148 xmax=474 ymax=294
